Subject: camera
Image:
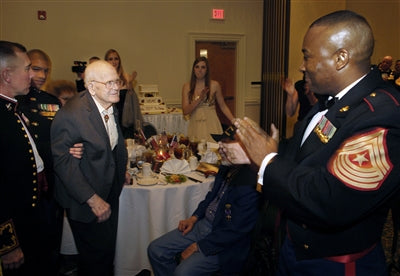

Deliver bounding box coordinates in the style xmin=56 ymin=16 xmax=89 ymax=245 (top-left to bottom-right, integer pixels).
xmin=71 ymin=61 xmax=87 ymax=73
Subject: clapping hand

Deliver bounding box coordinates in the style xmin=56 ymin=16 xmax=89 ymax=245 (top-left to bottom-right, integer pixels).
xmin=233 ymin=118 xmax=279 ymax=167
xmin=219 ymin=141 xmax=251 ymax=165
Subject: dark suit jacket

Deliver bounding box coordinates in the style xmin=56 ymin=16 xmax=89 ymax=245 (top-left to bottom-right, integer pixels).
xmin=51 ymin=90 xmax=127 ymax=223
xmin=193 ymin=165 xmax=260 ymax=274
xmin=264 ymin=67 xmax=400 ymax=259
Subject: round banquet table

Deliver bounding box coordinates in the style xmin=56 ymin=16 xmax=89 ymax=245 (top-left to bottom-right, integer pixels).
xmin=114 ymin=177 xmax=214 ymax=276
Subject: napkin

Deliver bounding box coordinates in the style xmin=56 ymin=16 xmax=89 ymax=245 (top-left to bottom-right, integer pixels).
xmin=160 ymin=159 xmax=191 ymax=174
xmin=200 ymin=150 xmax=219 ymax=164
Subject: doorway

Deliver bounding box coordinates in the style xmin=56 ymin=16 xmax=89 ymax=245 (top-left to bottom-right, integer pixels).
xmin=195 ymin=41 xmax=236 ymax=127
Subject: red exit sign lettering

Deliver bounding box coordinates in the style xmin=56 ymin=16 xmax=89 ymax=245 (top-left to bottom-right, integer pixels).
xmin=212 ymin=9 xmax=224 ymax=20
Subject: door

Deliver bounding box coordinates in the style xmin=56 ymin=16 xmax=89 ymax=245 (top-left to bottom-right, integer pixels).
xmin=195 ymin=41 xmax=236 ymax=127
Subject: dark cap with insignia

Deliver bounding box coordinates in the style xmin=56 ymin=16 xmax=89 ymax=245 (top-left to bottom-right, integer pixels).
xmin=211 ymin=125 xmax=237 ymax=142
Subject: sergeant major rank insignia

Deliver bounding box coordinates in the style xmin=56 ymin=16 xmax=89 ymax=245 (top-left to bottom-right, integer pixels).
xmin=314 ymin=115 xmax=337 ymax=143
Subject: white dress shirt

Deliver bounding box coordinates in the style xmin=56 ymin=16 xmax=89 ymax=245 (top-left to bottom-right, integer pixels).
xmin=92 ymin=98 xmax=119 ymax=150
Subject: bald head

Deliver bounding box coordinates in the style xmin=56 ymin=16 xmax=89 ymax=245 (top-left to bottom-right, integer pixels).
xmin=379 ymin=56 xmax=393 ymax=72
xmin=84 ymin=60 xmax=116 ymax=86
xmin=84 ymin=60 xmax=120 ymax=109
xmin=300 ymin=10 xmax=375 ymax=96
xmin=310 ymin=10 xmax=374 ymax=70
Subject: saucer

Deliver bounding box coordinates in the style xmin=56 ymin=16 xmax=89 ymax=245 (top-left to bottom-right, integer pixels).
xmin=137 ymin=177 xmax=158 ymax=186
xmin=136 ymin=172 xmax=158 ymax=186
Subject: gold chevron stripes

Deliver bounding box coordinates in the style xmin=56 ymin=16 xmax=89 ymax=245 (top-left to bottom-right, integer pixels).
xmin=0 ymin=219 xmax=19 ymax=255
xmin=328 ymin=128 xmax=392 ymax=191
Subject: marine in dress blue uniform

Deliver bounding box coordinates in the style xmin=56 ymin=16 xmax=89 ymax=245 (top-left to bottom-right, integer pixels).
xmin=227 ymin=11 xmax=400 ymax=276
xmin=0 ymin=41 xmax=53 ymax=275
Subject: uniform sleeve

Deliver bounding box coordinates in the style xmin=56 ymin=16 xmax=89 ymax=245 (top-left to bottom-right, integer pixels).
xmin=263 ymin=126 xmax=400 ymax=229
xmin=0 ymin=219 xmax=19 ymax=256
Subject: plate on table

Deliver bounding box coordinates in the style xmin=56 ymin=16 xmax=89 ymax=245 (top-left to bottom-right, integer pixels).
xmin=165 ymin=174 xmax=187 ymax=184
xmin=136 ymin=173 xmax=158 ymax=186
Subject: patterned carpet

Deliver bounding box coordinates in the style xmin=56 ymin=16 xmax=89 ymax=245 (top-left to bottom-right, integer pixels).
xmin=383 ymin=210 xmax=400 ymax=275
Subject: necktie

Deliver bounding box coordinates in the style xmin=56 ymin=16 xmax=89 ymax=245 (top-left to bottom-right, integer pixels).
xmin=102 ymin=110 xmax=118 ymax=149
xmin=318 ymin=96 xmax=338 ymax=111
xmin=102 ymin=110 xmax=110 ymax=135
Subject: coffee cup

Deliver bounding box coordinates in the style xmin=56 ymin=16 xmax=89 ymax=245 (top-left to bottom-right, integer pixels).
xmin=189 ymin=156 xmax=199 ymax=171
xmin=142 ymin=162 xmax=152 ymax=178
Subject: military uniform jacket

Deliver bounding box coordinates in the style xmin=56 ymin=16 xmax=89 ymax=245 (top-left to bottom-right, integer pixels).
xmin=17 ymin=87 xmax=61 ymax=191
xmin=264 ymin=67 xmax=400 ymax=260
xmin=0 ymin=95 xmax=41 ymax=256
xmin=193 ymin=165 xmax=260 ymax=274
xmin=51 ymin=91 xmax=127 ymax=223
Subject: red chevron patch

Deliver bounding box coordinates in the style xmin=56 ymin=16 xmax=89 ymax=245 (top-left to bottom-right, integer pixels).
xmin=327 ymin=128 xmax=392 ymax=191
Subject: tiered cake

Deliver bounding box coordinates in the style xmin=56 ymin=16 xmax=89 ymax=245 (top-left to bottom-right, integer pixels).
xmin=138 ymin=84 xmax=167 ymax=114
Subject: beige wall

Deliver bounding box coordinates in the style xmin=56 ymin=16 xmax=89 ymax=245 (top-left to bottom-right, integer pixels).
xmin=0 ymin=0 xmax=263 ymax=122
xmin=1 ymin=0 xmax=399 ymax=129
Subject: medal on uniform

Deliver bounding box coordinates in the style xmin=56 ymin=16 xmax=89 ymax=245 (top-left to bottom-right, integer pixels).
xmin=314 ymin=115 xmax=337 ymax=143
xmin=224 ymin=204 xmax=232 ymax=221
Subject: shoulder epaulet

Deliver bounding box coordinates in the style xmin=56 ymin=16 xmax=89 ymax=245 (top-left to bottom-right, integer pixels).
xmin=363 ymin=89 xmax=400 ymax=112
xmin=0 ymin=219 xmax=19 ymax=256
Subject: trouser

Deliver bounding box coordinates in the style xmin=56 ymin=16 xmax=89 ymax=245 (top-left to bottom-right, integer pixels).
xmin=147 ymin=219 xmax=219 ymax=276
xmin=67 ymin=191 xmax=120 ymax=276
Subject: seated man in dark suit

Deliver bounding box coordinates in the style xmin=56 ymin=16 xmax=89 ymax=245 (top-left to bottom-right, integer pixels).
xmin=147 ymin=126 xmax=261 ymax=275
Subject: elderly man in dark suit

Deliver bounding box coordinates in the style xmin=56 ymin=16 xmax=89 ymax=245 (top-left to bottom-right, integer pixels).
xmin=223 ymin=10 xmax=400 ymax=276
xmin=51 ymin=60 xmax=128 ymax=276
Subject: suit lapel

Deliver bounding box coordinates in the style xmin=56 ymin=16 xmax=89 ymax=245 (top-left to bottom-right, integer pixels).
xmin=83 ymin=91 xmax=111 ymax=145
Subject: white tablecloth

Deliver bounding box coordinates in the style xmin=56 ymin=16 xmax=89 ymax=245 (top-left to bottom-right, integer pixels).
xmin=143 ymin=113 xmax=188 ymax=135
xmin=114 ymin=178 xmax=214 ymax=276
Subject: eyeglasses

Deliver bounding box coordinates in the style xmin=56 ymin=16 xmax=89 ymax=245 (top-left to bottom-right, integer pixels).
xmin=91 ymin=79 xmax=122 ymax=89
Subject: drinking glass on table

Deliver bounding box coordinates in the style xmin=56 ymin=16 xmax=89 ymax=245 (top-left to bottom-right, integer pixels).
xmin=189 ymin=137 xmax=199 ymax=156
xmin=136 ymin=150 xmax=146 ymax=172
xmin=183 ymin=148 xmax=192 ymax=160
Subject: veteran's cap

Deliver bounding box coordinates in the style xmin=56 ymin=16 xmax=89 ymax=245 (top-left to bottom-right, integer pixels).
xmin=211 ymin=125 xmax=237 ymax=142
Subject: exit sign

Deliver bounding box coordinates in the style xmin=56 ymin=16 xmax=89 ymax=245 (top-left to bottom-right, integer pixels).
xmin=212 ymin=9 xmax=225 ymax=20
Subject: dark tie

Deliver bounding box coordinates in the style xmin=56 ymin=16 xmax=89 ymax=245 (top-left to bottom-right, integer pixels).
xmin=318 ymin=96 xmax=338 ymax=111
